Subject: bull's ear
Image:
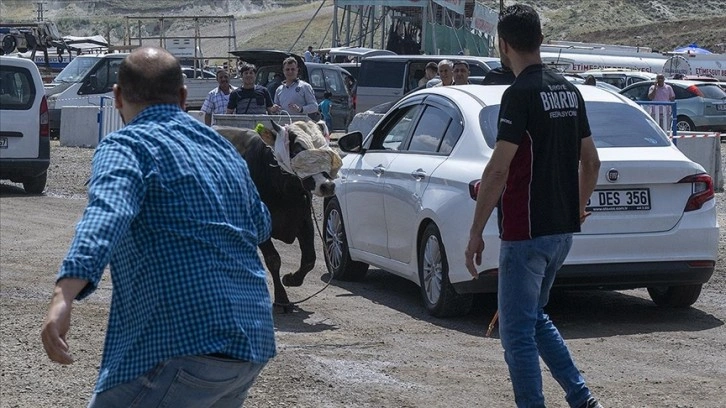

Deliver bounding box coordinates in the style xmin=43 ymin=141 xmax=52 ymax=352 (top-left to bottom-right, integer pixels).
xmin=259 ymin=127 xmax=276 ymax=146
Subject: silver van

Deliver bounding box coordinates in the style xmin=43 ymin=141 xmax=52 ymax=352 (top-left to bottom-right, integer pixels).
xmin=581 ymin=69 xmax=657 ymax=89
xmin=355 ymin=54 xmax=501 ymax=112
xmin=0 ymin=56 xmax=50 ymax=193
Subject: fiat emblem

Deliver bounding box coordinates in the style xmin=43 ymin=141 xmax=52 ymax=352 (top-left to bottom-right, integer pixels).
xmin=607 ymin=168 xmax=619 ymax=182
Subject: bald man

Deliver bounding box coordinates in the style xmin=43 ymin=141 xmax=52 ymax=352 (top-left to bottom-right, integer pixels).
xmin=41 ymin=46 xmax=275 ymax=407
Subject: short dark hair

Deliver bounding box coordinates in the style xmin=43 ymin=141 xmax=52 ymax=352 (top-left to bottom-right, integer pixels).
xmin=117 ymin=46 xmax=183 ymax=105
xmin=425 ymin=61 xmax=438 ymax=71
xmin=238 ymin=63 xmax=257 ymax=74
xmin=283 ymin=56 xmax=298 ymax=67
xmin=498 ymin=4 xmax=542 ymax=52
xmin=324 ymin=91 xmax=332 ymax=98
xmin=453 ymin=60 xmax=469 ymax=70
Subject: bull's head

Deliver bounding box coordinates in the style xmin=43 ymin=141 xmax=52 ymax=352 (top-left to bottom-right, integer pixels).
xmin=262 ymin=120 xmax=342 ymax=197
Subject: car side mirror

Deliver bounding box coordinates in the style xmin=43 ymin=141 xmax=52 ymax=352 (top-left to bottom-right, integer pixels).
xmin=338 ymin=131 xmax=364 ymax=153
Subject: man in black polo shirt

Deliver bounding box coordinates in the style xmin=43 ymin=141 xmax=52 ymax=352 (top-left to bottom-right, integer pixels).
xmin=465 ymin=4 xmax=602 ymax=408
xmin=227 ymin=63 xmax=273 ymax=115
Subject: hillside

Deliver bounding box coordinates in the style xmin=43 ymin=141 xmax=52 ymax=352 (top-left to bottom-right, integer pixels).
xmin=1 ymin=0 xmax=725 ymax=55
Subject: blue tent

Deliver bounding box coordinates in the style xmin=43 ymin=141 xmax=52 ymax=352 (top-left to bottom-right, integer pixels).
xmin=672 ymin=43 xmax=712 ymax=54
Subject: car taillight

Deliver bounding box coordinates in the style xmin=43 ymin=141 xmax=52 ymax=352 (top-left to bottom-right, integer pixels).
xmin=40 ymin=95 xmax=49 ymax=138
xmin=679 ymin=173 xmax=714 ymax=211
xmin=685 ymin=85 xmax=704 ymax=97
xmin=469 ymin=180 xmax=480 ymax=200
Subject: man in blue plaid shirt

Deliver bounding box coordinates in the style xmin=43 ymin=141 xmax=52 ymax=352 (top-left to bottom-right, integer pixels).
xmin=41 ymin=46 xmax=276 ymax=407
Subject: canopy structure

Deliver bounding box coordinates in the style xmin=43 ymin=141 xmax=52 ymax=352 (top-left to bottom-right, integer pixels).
xmin=672 ymin=43 xmax=713 ymax=55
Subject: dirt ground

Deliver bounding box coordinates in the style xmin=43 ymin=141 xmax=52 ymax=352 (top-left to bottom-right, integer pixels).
xmin=1 ymin=140 xmax=725 ymax=408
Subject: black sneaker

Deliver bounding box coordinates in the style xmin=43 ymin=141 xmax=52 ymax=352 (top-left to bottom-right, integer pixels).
xmin=578 ymin=397 xmax=603 ymax=408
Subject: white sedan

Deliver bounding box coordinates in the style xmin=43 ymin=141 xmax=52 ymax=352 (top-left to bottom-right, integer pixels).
xmin=323 ymin=84 xmax=718 ymax=317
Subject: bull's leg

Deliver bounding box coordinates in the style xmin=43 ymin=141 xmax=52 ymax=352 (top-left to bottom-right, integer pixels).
xmin=259 ymin=239 xmax=293 ymax=313
xmin=281 ymin=213 xmax=316 ymax=287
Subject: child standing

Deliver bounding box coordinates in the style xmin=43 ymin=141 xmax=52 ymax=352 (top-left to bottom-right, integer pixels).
xmin=319 ymin=91 xmax=333 ymax=132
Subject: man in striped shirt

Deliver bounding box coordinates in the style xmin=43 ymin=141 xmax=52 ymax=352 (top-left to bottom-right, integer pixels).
xmin=201 ymin=69 xmax=236 ymax=125
xmin=41 ymin=46 xmax=275 ymax=407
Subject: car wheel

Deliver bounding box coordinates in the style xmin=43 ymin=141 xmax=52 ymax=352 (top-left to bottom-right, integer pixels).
xmin=676 ymin=116 xmax=695 ymax=132
xmin=418 ymin=223 xmax=472 ymax=317
xmin=647 ymin=284 xmax=702 ymax=308
xmin=323 ymin=198 xmax=368 ymax=281
xmin=23 ymin=171 xmax=47 ymax=194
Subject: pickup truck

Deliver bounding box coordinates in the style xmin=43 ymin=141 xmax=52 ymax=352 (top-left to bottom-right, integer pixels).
xmin=45 ymin=53 xmax=217 ymax=137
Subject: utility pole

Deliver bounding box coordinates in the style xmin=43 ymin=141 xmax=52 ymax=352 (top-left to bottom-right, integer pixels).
xmin=36 ymin=2 xmax=46 ymax=21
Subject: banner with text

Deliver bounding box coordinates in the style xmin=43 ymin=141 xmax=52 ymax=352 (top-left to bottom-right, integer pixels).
xmin=433 ymin=0 xmax=465 ymax=14
xmin=471 ymin=3 xmax=498 ymax=37
xmin=335 ymin=0 xmax=426 ymax=7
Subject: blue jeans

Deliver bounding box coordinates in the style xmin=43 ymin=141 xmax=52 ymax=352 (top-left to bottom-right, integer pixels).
xmin=498 ymin=234 xmax=591 ymax=408
xmin=87 ymin=355 xmax=266 ymax=408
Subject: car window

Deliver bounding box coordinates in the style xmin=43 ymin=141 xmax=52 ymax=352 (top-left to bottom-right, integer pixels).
xmin=479 ymin=102 xmax=669 ymax=148
xmin=697 ymin=84 xmax=726 ymax=99
xmin=672 ymin=85 xmax=695 ymax=100
xmin=439 ymin=116 xmax=463 ymax=154
xmin=0 ymin=66 xmax=35 ymax=110
xmin=323 ymin=68 xmax=346 ymax=95
xmin=620 ymin=83 xmax=648 ymax=101
xmin=309 ymin=68 xmax=325 ymax=89
xmin=407 ymin=105 xmax=451 ymax=153
xmin=369 ymin=105 xmax=423 ymax=151
xmin=358 ymin=61 xmax=405 ymax=88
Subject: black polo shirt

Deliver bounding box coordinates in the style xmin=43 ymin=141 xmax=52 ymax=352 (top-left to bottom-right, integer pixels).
xmin=496 ymin=64 xmax=591 ymax=241
xmin=228 ymin=85 xmax=273 ymax=114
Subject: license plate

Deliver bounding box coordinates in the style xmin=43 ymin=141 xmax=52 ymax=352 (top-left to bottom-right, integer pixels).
xmin=585 ymin=188 xmax=651 ymax=212
xmin=0 ymin=137 xmax=7 ymax=149
xmin=717 ymin=104 xmax=726 ymax=111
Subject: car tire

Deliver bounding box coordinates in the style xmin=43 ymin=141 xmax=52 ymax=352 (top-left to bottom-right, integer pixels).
xmin=23 ymin=171 xmax=47 ymax=194
xmin=676 ymin=115 xmax=695 ymax=132
xmin=647 ymin=284 xmax=702 ymax=308
xmin=418 ymin=223 xmax=473 ymax=317
xmin=323 ymin=198 xmax=368 ymax=281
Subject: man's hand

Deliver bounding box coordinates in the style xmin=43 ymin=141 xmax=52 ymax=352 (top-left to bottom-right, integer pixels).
xmin=41 ymin=278 xmax=88 ymax=365
xmin=465 ymin=235 xmax=485 ymax=279
xmin=41 ymin=292 xmax=74 ymax=364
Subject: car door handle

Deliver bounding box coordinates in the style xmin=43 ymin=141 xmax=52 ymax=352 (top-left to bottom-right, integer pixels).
xmin=411 ymin=169 xmax=427 ymax=180
xmin=373 ymin=165 xmax=386 ymax=175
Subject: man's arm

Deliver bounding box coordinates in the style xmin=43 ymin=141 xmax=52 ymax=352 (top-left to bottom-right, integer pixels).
xmin=647 ymin=84 xmax=657 ymax=100
xmin=41 ymin=277 xmax=91 ymax=364
xmin=465 ymin=140 xmax=518 ymax=277
xmin=578 ymin=136 xmax=601 ymax=221
xmin=300 ymin=83 xmax=319 ymax=114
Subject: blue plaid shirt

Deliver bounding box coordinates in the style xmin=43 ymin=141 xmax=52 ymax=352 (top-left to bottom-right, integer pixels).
xmin=57 ymin=104 xmax=275 ymax=393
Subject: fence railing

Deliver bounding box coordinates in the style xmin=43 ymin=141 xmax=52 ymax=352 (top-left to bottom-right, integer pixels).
xmin=635 ymin=101 xmax=677 ymax=136
xmin=98 ymin=96 xmax=124 ymax=143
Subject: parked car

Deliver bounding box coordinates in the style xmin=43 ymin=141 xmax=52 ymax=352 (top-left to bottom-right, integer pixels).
xmin=355 ymin=54 xmax=501 ymax=112
xmin=324 ymin=84 xmax=717 ymax=317
xmin=181 ymin=66 xmax=217 ymax=79
xmin=619 ymin=79 xmax=726 ymax=131
xmin=230 ymin=49 xmax=354 ymax=131
xmin=0 ymin=55 xmax=50 ymax=193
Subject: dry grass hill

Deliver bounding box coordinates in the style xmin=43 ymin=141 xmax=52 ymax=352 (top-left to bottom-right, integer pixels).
xmin=1 ymin=0 xmax=725 ymax=55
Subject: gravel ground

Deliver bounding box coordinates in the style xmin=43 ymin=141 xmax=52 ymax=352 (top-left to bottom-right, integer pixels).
xmin=1 ymin=139 xmax=725 ymax=408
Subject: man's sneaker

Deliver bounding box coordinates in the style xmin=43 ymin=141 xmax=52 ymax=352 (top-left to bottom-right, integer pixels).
xmin=578 ymin=397 xmax=603 ymax=408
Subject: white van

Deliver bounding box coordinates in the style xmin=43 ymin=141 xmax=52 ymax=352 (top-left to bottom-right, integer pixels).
xmin=45 ymin=53 xmax=215 ymax=137
xmin=0 ymin=55 xmax=50 ymax=193
xmin=355 ymin=54 xmax=501 ymax=112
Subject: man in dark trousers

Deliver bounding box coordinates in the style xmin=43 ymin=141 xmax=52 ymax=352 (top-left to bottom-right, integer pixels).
xmin=465 ymin=5 xmax=602 ymax=408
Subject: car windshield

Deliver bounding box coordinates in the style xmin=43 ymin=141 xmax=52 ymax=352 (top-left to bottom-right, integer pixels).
xmin=54 ymin=56 xmax=103 ymax=83
xmin=697 ymin=84 xmax=726 ymax=100
xmin=479 ymin=101 xmax=670 ymax=148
